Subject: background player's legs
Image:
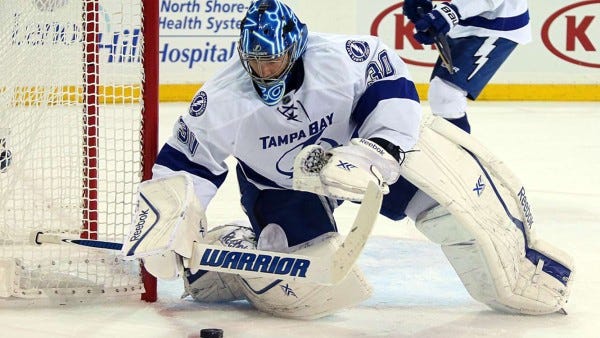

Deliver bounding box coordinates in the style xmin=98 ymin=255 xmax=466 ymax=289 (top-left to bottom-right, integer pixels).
xmin=429 ymin=36 xmax=518 ymax=132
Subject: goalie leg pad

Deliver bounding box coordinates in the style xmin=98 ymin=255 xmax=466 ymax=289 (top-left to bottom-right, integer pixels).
xmin=400 ymin=115 xmax=574 ymax=314
xmin=239 ymin=232 xmax=372 ymax=320
xmin=257 ymin=223 xmax=289 ymax=252
xmin=183 ymin=222 xmax=255 ymax=302
xmin=183 ymin=268 xmax=245 ymax=303
xmin=416 ymin=206 xmax=574 ymax=315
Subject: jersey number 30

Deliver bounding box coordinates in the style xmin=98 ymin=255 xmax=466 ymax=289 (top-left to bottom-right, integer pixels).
xmin=177 ymin=117 xmax=199 ymax=155
xmin=366 ymin=50 xmax=395 ymax=87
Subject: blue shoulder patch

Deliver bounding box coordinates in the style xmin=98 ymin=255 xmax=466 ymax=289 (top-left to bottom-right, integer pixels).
xmin=345 ymin=40 xmax=370 ymax=62
xmin=189 ymin=91 xmax=207 ymax=117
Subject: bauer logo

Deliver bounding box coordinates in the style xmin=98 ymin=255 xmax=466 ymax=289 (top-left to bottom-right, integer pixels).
xmin=189 ymin=91 xmax=208 ymax=117
xmin=369 ymin=1 xmax=444 ymax=68
xmin=200 ymin=248 xmax=311 ymax=278
xmin=542 ymin=1 xmax=600 ymax=68
xmin=345 ymin=40 xmax=371 ymax=62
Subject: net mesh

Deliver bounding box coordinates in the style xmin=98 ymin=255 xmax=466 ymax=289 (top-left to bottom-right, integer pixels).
xmin=0 ymin=0 xmax=148 ymax=300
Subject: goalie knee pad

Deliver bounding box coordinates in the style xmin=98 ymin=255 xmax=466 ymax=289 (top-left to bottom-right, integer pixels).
xmin=257 ymin=223 xmax=289 ymax=252
xmin=182 ymin=222 xmax=256 ymax=302
xmin=404 ymin=189 xmax=439 ymax=221
xmin=428 ymin=77 xmax=467 ymax=119
xmin=239 ymin=232 xmax=372 ymax=320
xmin=416 ymin=206 xmax=575 ymax=315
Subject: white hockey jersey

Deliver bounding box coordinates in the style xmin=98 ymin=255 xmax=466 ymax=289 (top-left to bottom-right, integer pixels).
xmin=153 ymin=32 xmax=422 ymax=207
xmin=449 ymin=0 xmax=531 ymax=44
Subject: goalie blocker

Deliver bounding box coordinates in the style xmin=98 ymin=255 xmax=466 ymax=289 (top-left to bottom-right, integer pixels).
xmin=121 ymin=174 xmax=207 ymax=280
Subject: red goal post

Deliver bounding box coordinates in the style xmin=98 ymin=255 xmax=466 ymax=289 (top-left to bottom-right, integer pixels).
xmin=0 ymin=0 xmax=159 ymax=302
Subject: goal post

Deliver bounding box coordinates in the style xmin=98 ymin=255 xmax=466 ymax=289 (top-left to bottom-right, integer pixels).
xmin=0 ymin=0 xmax=158 ymax=302
xmin=140 ymin=0 xmax=159 ymax=302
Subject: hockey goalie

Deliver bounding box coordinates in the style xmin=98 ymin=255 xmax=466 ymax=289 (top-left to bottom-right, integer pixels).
xmin=122 ymin=0 xmax=573 ymax=320
xmin=123 ymin=113 xmax=573 ymax=319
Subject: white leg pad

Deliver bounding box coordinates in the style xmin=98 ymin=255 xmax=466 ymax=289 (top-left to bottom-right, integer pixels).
xmin=183 ymin=268 xmax=245 ymax=303
xmin=240 ymin=232 xmax=372 ymax=320
xmin=401 ymin=115 xmax=575 ymax=314
xmin=182 ymin=222 xmax=254 ymax=302
xmin=417 ymin=206 xmax=574 ymax=315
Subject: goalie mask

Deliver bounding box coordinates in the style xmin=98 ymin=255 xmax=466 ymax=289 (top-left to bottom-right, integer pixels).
xmin=238 ymin=0 xmax=308 ymax=106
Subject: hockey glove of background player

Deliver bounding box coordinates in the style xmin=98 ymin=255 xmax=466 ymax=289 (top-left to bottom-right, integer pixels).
xmin=412 ymin=2 xmax=460 ymax=45
xmin=402 ymin=0 xmax=433 ymax=22
xmin=294 ymin=138 xmax=402 ymax=201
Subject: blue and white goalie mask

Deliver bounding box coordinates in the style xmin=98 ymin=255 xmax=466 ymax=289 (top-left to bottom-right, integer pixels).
xmin=238 ymin=0 xmax=308 ymax=106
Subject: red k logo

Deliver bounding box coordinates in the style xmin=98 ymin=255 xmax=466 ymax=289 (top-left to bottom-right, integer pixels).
xmin=542 ymin=1 xmax=600 ymax=68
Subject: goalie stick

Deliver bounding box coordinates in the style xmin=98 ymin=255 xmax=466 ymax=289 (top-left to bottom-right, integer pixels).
xmin=32 ymin=181 xmax=383 ymax=285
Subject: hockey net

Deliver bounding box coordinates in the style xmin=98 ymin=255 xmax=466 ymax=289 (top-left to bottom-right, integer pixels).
xmin=0 ymin=0 xmax=158 ymax=302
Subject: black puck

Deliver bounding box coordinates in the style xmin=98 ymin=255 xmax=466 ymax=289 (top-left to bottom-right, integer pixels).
xmin=200 ymin=328 xmax=223 ymax=338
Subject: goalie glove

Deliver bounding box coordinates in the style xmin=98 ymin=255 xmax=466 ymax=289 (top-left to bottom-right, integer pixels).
xmin=293 ymin=138 xmax=402 ymax=201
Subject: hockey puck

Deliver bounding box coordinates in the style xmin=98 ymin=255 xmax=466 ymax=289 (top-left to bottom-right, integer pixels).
xmin=200 ymin=328 xmax=223 ymax=338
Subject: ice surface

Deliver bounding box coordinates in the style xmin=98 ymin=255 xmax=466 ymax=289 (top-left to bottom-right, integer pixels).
xmin=1 ymin=101 xmax=598 ymax=337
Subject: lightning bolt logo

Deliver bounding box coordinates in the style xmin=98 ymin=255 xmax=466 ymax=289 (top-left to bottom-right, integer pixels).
xmin=468 ymin=37 xmax=498 ymax=81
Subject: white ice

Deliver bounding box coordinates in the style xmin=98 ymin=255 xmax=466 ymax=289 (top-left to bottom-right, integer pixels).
xmin=1 ymin=101 xmax=598 ymax=338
